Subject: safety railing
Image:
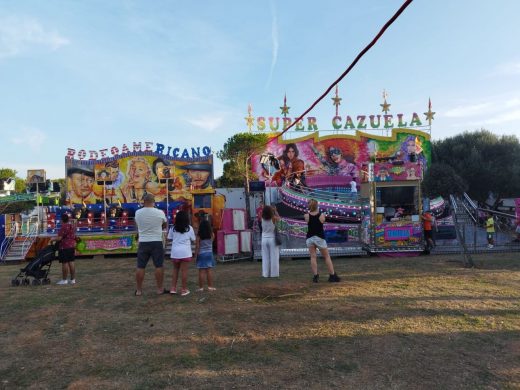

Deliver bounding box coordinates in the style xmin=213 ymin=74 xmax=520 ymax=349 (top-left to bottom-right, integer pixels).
xmin=283 ymin=170 xmax=363 ymax=205
xmin=477 ymin=207 xmax=517 ymax=235
xmin=462 ymin=192 xmax=479 ymax=223
xmin=20 ymin=223 xmax=38 ymax=257
xmin=449 ymin=195 xmax=474 ymax=267
xmin=49 ymin=215 xmax=138 ymax=234
xmin=0 ymin=224 xmax=17 ymax=261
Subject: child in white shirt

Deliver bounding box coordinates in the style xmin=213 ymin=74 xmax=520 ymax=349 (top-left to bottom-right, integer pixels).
xmin=167 ymin=210 xmax=196 ymax=296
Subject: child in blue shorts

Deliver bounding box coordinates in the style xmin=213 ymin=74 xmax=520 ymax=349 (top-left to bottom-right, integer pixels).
xmin=195 ymin=219 xmax=216 ymax=291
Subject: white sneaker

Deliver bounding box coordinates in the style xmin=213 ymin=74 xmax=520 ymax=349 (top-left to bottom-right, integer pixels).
xmin=487 ymin=244 xmax=494 ymax=249
xmin=69 ymin=279 xmax=76 ymax=285
xmin=56 ymin=280 xmax=68 ymax=285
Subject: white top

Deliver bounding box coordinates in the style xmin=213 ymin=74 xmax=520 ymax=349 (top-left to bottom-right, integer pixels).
xmin=261 ymin=218 xmax=276 ymax=239
xmin=168 ymin=225 xmax=196 ymax=259
xmin=350 ymin=180 xmax=357 ymax=193
xmin=134 ymin=207 xmax=167 ymax=242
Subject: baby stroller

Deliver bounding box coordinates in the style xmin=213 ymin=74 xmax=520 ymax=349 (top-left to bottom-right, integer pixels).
xmin=11 ymin=242 xmax=58 ymax=286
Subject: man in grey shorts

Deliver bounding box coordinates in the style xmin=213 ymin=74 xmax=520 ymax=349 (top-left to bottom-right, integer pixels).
xmin=134 ymin=194 xmax=168 ymax=296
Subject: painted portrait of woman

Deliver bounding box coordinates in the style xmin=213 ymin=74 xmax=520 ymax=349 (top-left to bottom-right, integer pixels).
xmin=121 ymin=157 xmax=161 ymax=203
xmin=399 ymin=135 xmax=426 ymax=164
xmin=282 ymin=143 xmax=305 ymax=185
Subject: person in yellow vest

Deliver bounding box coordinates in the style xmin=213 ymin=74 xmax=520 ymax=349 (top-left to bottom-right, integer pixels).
xmin=485 ymin=213 xmax=495 ymax=249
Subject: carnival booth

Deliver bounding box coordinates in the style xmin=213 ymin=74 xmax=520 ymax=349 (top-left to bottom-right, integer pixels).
xmin=249 ymin=93 xmax=433 ymax=256
xmin=48 ymin=141 xmax=225 ymax=256
xmin=360 ymin=160 xmax=424 ymax=254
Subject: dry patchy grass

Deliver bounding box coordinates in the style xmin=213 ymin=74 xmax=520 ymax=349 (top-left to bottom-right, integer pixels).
xmin=0 ymin=253 xmax=519 ymax=389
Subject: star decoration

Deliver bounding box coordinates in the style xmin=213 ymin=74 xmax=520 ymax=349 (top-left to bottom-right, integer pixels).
xmin=332 ymin=95 xmax=342 ymax=107
xmin=280 ymin=103 xmax=290 ymax=117
xmin=380 ymin=99 xmax=391 ymax=114
xmin=424 ymin=109 xmax=436 ymax=122
xmin=245 ymin=104 xmax=254 ymax=131
xmin=245 ymin=114 xmax=254 ymax=131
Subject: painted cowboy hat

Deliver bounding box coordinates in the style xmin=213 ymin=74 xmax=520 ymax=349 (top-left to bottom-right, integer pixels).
xmin=67 ymin=167 xmax=94 ymax=177
xmin=182 ymin=163 xmax=212 ymax=171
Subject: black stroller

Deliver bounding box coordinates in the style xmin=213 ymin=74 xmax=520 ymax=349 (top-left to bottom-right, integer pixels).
xmin=11 ymin=242 xmax=58 ymax=286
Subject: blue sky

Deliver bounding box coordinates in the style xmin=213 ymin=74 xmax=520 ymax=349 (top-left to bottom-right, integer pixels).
xmin=0 ymin=0 xmax=519 ymax=179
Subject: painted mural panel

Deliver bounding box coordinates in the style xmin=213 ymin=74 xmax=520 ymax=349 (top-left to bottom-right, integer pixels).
xmin=65 ymin=153 xmax=214 ymax=205
xmin=252 ymin=129 xmax=430 ymax=186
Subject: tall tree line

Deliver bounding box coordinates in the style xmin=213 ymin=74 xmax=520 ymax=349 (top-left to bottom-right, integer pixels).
xmin=422 ymin=130 xmax=520 ymax=204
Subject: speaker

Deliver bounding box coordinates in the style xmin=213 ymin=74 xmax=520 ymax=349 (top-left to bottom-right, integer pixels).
xmin=249 ymin=181 xmax=265 ymax=192
xmin=52 ymin=182 xmax=61 ymax=192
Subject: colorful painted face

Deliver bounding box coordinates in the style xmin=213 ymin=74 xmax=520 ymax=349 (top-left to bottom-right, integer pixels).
xmin=130 ymin=161 xmax=150 ymax=182
xmin=188 ymin=169 xmax=210 ymax=188
xmin=286 ymin=148 xmax=296 ymax=160
xmin=407 ymin=140 xmax=416 ymax=154
xmin=330 ymin=151 xmax=342 ymax=163
xmin=110 ymin=169 xmax=118 ymax=181
xmin=70 ymin=173 xmax=94 ymax=198
xmin=155 ymin=162 xmax=165 ymax=175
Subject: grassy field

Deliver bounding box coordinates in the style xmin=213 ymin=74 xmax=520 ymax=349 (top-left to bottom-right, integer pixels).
xmin=1 ymin=253 xmax=519 ymax=389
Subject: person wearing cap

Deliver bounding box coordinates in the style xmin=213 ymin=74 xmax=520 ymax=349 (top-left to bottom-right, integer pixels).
xmin=181 ymin=163 xmax=213 ymax=190
xmin=66 ymin=166 xmax=97 ymax=205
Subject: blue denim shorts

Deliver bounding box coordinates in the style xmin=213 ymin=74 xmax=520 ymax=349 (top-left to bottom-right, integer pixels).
xmin=196 ymin=252 xmax=215 ymax=269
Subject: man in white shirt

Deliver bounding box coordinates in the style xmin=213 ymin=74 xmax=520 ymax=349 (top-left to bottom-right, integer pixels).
xmin=134 ymin=194 xmax=167 ymax=296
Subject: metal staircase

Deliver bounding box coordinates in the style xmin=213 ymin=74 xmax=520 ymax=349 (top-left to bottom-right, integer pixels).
xmin=1 ymin=219 xmax=39 ymax=263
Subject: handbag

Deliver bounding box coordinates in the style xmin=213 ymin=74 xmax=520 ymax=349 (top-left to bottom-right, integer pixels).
xmin=274 ymin=226 xmax=282 ymax=246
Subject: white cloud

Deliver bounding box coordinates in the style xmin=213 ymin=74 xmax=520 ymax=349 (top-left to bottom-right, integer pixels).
xmin=265 ymin=0 xmax=278 ymax=90
xmin=184 ymin=115 xmax=225 ymax=132
xmin=505 ymin=98 xmax=520 ymax=108
xmin=11 ymin=127 xmax=47 ymax=151
xmin=484 ymin=109 xmax=520 ymax=125
xmin=0 ymin=16 xmax=69 ymax=58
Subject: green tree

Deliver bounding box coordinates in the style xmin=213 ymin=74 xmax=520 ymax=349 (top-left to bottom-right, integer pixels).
xmin=217 ymin=132 xmax=268 ymax=223
xmin=0 ymin=168 xmax=17 ymax=181
xmin=0 ymin=168 xmax=27 ymax=193
xmin=431 ymin=130 xmax=520 ymax=205
xmin=215 ymin=161 xmax=245 ymax=187
xmin=422 ymin=163 xmax=468 ymax=198
xmin=0 ymin=200 xmax=35 ymax=215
